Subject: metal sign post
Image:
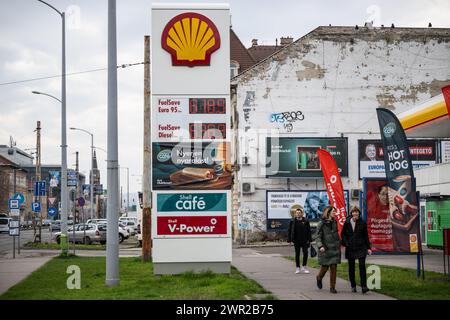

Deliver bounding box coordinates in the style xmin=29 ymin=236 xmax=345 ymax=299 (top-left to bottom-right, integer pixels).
xmin=9 ymin=198 xmax=21 ymax=258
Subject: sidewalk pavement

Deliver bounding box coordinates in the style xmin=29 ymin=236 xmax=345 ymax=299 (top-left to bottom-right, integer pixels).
xmin=232 ymin=247 xmax=395 ymax=300
xmin=0 ymin=254 xmax=57 ymax=295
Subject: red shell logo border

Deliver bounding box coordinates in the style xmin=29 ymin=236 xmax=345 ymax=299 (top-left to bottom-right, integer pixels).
xmin=161 ymin=12 xmax=221 ymax=67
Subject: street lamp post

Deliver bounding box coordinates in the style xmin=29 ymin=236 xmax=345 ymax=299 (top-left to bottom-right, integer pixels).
xmin=70 ymin=127 xmax=94 ymax=221
xmin=35 ymin=0 xmax=68 ymax=254
xmin=31 ymin=91 xmax=68 ymax=252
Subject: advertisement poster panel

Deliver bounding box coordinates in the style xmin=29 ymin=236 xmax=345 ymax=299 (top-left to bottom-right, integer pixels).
xmin=152 ymin=142 xmax=231 ymax=190
xmin=364 ymin=179 xmax=394 ymax=252
xmin=266 ymin=137 xmax=348 ymax=178
xmin=266 ymin=190 xmax=349 ymax=232
xmin=441 ymin=140 xmax=450 ymax=163
xmin=49 ymin=171 xmax=60 ymax=188
xmin=358 ymin=139 xmax=437 ymax=179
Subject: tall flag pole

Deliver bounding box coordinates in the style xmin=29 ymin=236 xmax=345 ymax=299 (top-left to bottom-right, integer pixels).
xmin=317 ymin=149 xmax=347 ymax=237
xmin=376 ymin=108 xmax=421 ymax=253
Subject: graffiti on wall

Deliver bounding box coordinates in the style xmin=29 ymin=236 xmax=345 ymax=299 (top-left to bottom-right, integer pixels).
xmin=238 ymin=207 xmax=266 ymax=232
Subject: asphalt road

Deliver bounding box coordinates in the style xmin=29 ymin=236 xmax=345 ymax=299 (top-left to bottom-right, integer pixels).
xmin=0 ymin=228 xmax=53 ymax=256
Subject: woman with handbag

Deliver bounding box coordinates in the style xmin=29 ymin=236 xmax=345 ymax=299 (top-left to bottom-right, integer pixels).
xmin=341 ymin=206 xmax=372 ymax=294
xmin=315 ymin=206 xmax=341 ymax=294
xmin=287 ymin=207 xmax=312 ymax=274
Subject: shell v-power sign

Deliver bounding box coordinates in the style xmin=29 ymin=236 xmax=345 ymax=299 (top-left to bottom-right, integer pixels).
xmin=151 ymin=3 xmax=231 ymax=275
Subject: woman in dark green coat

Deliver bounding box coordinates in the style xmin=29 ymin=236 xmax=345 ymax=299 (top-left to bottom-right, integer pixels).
xmin=315 ymin=206 xmax=341 ymax=294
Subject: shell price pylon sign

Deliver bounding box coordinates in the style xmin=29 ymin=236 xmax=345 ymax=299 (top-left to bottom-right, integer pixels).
xmin=161 ymin=12 xmax=221 ymax=67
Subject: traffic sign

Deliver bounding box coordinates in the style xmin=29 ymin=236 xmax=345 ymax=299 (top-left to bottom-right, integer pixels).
xmin=8 ymin=199 xmax=19 ymax=210
xmin=77 ymin=197 xmax=85 ymax=207
xmin=34 ymin=181 xmax=46 ymax=196
xmin=32 ymin=202 xmax=41 ymax=212
xmin=13 ymin=192 xmax=25 ymax=204
xmin=9 ymin=228 xmax=19 ymax=236
xmin=9 ymin=220 xmax=19 ymax=228
xmin=48 ymin=207 xmax=57 ymax=217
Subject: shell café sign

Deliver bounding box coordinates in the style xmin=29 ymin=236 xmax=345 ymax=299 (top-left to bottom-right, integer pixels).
xmin=162 ymin=12 xmax=221 ymax=67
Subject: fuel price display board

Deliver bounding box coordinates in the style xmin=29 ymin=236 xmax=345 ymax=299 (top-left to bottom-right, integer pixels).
xmin=152 ymin=96 xmax=230 ymax=142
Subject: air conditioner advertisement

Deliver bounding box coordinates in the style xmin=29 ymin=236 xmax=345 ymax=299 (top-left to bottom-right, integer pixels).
xmin=266 ymin=137 xmax=348 ymax=178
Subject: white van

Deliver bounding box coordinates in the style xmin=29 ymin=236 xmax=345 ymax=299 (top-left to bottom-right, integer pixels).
xmin=0 ymin=217 xmax=12 ymax=233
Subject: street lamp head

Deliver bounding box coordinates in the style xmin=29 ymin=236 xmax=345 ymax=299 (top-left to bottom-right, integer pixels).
xmin=69 ymin=127 xmax=76 ymax=130
xmin=32 ymin=91 xmax=41 ymax=95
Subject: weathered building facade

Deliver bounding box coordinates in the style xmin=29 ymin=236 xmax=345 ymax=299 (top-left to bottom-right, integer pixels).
xmin=231 ymin=26 xmax=450 ymax=240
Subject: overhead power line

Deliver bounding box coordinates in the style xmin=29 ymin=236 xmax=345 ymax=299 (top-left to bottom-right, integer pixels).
xmin=0 ymin=61 xmax=148 ymax=86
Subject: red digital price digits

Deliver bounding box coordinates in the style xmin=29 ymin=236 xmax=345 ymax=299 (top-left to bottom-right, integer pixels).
xmin=189 ymin=98 xmax=226 ymax=114
xmin=189 ymin=123 xmax=226 ymax=139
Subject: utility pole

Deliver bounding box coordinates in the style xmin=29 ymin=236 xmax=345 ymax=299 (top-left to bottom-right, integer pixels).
xmin=142 ymin=35 xmax=152 ymax=261
xmin=105 ymin=0 xmax=119 ymax=286
xmin=34 ymin=121 xmax=42 ymax=243
xmin=75 ymin=151 xmax=79 ymax=223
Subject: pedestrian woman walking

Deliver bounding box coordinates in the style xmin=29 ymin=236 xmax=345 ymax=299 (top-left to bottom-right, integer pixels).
xmin=341 ymin=206 xmax=372 ymax=294
xmin=315 ymin=206 xmax=341 ymax=293
xmin=287 ymin=207 xmax=312 ymax=274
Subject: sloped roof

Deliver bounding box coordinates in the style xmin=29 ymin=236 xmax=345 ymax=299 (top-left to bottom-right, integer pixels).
xmin=233 ymin=25 xmax=450 ymax=81
xmin=230 ymin=28 xmax=256 ymax=73
xmin=248 ymin=45 xmax=282 ymax=63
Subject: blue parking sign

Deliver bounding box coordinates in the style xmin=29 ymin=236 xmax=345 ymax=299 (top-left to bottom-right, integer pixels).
xmin=32 ymin=202 xmax=41 ymax=212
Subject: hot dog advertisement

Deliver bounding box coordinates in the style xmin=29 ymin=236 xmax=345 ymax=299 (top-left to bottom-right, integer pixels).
xmin=376 ymin=108 xmax=421 ymax=253
xmin=152 ymin=142 xmax=231 ymax=190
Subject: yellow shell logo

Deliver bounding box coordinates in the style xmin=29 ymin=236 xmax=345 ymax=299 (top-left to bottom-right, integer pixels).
xmin=162 ymin=12 xmax=221 ymax=67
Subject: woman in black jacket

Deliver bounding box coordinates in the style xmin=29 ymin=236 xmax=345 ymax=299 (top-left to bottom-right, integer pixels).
xmin=288 ymin=207 xmax=312 ymax=274
xmin=341 ymin=206 xmax=372 ymax=294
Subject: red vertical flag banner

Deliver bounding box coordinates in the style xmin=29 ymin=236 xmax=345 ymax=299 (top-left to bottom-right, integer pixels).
xmin=317 ymin=149 xmax=347 ymax=237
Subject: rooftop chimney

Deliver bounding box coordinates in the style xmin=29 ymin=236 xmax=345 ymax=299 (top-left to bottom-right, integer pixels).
xmin=251 ymin=39 xmax=258 ymax=47
xmin=280 ymin=37 xmax=293 ymax=46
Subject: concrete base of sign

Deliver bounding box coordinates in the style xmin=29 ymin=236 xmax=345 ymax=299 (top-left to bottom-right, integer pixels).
xmin=153 ymin=262 xmax=230 ymax=275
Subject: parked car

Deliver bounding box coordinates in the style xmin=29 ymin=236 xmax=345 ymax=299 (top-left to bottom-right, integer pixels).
xmin=120 ymin=220 xmax=137 ymax=236
xmin=95 ymin=223 xmax=128 ymax=243
xmin=42 ymin=219 xmax=52 ymax=227
xmin=86 ymin=219 xmax=107 ymax=225
xmin=0 ymin=217 xmax=11 ymax=233
xmin=49 ymin=220 xmax=61 ymax=232
xmin=119 ymin=217 xmax=137 ymax=224
xmin=86 ymin=219 xmax=129 ymax=242
xmin=53 ymin=223 xmax=107 ymax=245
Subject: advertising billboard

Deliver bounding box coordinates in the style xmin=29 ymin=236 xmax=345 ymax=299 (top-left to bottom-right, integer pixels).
xmin=358 ymin=139 xmax=437 ymax=179
xmin=153 ymin=191 xmax=230 ymax=238
xmin=152 ymin=142 xmax=231 ymax=190
xmin=151 ymin=4 xmax=231 ymax=273
xmin=363 ymin=179 xmax=394 ymax=252
xmin=49 ymin=171 xmax=60 ymax=188
xmin=266 ymin=137 xmax=348 ymax=178
xmin=441 ymin=140 xmax=450 ymax=163
xmin=266 ymin=190 xmax=349 ymax=232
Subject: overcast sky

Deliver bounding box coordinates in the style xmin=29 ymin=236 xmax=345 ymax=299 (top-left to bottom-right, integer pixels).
xmin=1 ymin=0 xmax=449 ymax=196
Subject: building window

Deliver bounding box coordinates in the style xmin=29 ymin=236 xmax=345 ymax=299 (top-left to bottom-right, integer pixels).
xmin=230 ymin=60 xmax=240 ymax=78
